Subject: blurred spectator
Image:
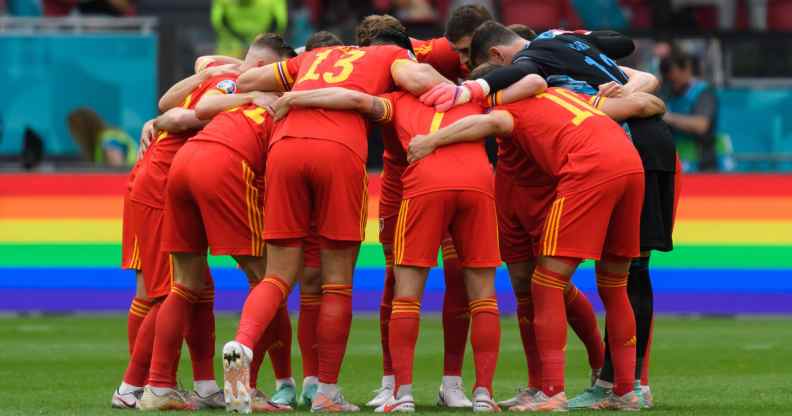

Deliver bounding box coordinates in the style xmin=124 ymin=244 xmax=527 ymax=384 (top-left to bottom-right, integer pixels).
xmin=43 ymin=0 xmax=136 ymax=16
xmin=500 ymin=0 xmax=581 ymax=30
xmin=661 ymin=51 xmax=719 ymax=171
xmin=6 ymin=0 xmax=42 ymax=15
xmin=67 ymin=108 xmax=137 ymax=167
xmin=211 ymin=0 xmax=287 ymax=58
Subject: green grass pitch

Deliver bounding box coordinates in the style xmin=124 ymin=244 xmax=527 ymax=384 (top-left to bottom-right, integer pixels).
xmin=0 ymin=314 xmax=789 ymax=415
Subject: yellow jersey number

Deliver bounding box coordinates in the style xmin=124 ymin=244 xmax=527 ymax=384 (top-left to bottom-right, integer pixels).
xmin=536 ymin=88 xmax=605 ymax=126
xmin=297 ymin=48 xmax=367 ymax=85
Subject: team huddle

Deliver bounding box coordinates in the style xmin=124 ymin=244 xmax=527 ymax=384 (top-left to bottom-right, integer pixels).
xmin=113 ymin=4 xmax=678 ymax=413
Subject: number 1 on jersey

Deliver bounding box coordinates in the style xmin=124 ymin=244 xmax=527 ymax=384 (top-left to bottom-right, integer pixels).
xmin=537 ymin=89 xmax=605 ymax=126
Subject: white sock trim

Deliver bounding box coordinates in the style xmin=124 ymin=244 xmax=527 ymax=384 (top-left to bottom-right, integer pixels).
xmin=276 ymin=377 xmax=295 ymax=389
xmin=318 ymin=383 xmax=338 ymax=397
xmin=382 ymin=375 xmax=395 ymax=388
xmin=194 ymin=380 xmax=220 ymax=396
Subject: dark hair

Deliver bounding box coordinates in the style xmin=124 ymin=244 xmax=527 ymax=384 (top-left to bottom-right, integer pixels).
xmin=660 ymin=50 xmax=695 ymax=75
xmin=468 ymin=62 xmax=502 ymax=80
xmin=507 ymin=24 xmax=536 ymax=41
xmin=469 ymin=21 xmax=520 ymax=68
xmin=356 ymin=14 xmax=406 ymax=46
xmin=369 ymin=27 xmax=415 ymax=56
xmin=251 ymin=33 xmax=296 ymax=58
xmin=305 ymin=31 xmax=343 ymax=51
xmin=445 ymin=4 xmax=494 ymax=43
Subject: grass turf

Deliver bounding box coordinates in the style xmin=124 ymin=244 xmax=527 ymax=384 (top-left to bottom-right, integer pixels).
xmin=0 ymin=314 xmax=789 ymax=415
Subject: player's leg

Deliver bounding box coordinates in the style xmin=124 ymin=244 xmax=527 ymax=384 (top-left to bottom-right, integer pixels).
xmin=376 ymin=192 xmax=448 ymax=413
xmin=308 ymin=140 xmax=368 ymax=412
xmin=298 ymin=232 xmax=322 ymax=406
xmin=122 ymin=194 xmax=151 ymax=355
xmin=564 ymin=282 xmax=605 ymax=383
xmin=127 ymin=272 xmax=153 ymax=355
xmin=185 ymin=273 xmax=222 ymax=409
xmin=584 ymin=173 xmax=644 ymax=411
xmin=225 ymin=140 xmax=310 ymax=411
xmin=140 ymin=147 xmax=208 ymax=410
xmin=268 ymin=301 xmax=296 ymax=406
xmin=367 ymin=216 xmax=398 ymax=408
xmin=437 ymin=236 xmax=473 ymax=408
xmin=450 ymin=191 xmax=502 ymax=412
xmin=113 ymin=298 xmax=162 ymax=409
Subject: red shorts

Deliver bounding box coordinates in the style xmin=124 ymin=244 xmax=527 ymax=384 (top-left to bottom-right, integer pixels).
xmin=121 ymin=194 xmax=141 ymax=270
xmin=162 ymin=141 xmax=266 ymax=256
xmin=124 ymin=199 xmax=172 ymax=298
xmin=264 ymin=138 xmax=368 ymax=242
xmin=394 ymin=190 xmax=500 ymax=268
xmin=495 ymin=174 xmax=556 ymax=264
xmin=540 ymin=173 xmax=644 ymax=260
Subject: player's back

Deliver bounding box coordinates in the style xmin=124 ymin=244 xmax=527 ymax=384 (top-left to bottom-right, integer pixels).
xmin=385 ymin=91 xmax=493 ymax=198
xmin=129 ymin=73 xmax=238 ymax=207
xmin=274 ymin=44 xmax=412 ymax=162
xmin=500 ymin=87 xmax=642 ymax=192
xmin=519 ymin=31 xmax=628 ymax=95
xmin=190 ymin=104 xmax=273 ymax=174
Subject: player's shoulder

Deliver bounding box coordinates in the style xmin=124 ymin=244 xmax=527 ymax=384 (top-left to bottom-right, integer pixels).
xmin=202 ymin=74 xmax=239 ymax=95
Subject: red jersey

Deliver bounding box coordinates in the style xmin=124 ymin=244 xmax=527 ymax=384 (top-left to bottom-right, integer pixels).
xmin=189 ymin=104 xmax=274 ymax=174
xmin=129 ymin=73 xmax=238 ymax=208
xmin=379 ymin=124 xmax=409 ymax=218
xmin=380 ymin=92 xmax=493 ymax=199
xmin=497 ymin=87 xmax=643 ymax=194
xmin=271 ymin=45 xmax=413 ymax=162
xmin=411 ymin=37 xmax=467 ymax=81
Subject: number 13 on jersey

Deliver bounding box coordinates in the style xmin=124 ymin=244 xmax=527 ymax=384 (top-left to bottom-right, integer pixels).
xmin=297 ymin=48 xmax=367 ymax=85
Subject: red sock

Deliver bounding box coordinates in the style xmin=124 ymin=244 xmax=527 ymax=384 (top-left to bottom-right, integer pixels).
xmin=148 ymin=284 xmax=198 ymax=387
xmin=185 ymin=288 xmax=216 ymax=382
xmin=389 ymin=297 xmax=421 ymax=392
xmin=269 ymin=304 xmax=293 ymax=380
xmin=317 ymin=284 xmax=353 ymax=384
xmin=123 ymin=302 xmax=161 ymax=386
xmin=128 ymin=298 xmax=153 ymax=355
xmin=441 ymin=245 xmax=469 ymax=376
xmin=596 ymin=269 xmax=637 ymax=396
xmin=641 ymin=318 xmax=654 ymax=385
xmin=380 ymin=258 xmax=395 ymax=376
xmin=565 ymin=284 xmax=605 ymax=370
xmin=236 ymin=275 xmax=291 ymax=349
xmin=531 ymin=266 xmax=571 ymax=396
xmin=515 ymin=292 xmax=541 ymax=389
xmin=298 ymin=293 xmax=321 ymax=379
xmin=469 ymin=297 xmax=500 ymax=395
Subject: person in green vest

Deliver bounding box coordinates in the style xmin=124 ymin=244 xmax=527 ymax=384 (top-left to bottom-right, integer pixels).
xmin=660 ymin=51 xmax=719 ymax=172
xmin=212 ymin=0 xmax=288 ymax=58
xmin=68 ymin=108 xmax=138 ymax=167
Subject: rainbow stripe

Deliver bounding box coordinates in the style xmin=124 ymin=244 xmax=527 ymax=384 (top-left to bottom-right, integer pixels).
xmin=1 ymin=173 xmax=791 ymax=313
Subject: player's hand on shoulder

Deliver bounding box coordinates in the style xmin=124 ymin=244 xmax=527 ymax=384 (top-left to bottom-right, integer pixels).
xmin=420 ymin=83 xmax=461 ymax=112
xmin=598 ymin=81 xmax=625 ymax=97
xmin=407 ymin=134 xmax=436 ymax=164
xmin=138 ymin=119 xmax=157 ymax=158
xmin=250 ymin=92 xmax=278 ymax=112
xmin=270 ymin=93 xmax=294 ymax=120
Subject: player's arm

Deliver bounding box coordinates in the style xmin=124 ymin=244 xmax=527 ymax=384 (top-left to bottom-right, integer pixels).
xmin=158 ymin=64 xmax=240 ymax=112
xmin=238 ymin=58 xmax=299 ymax=93
xmin=487 ymin=74 xmax=547 ymax=105
xmin=620 ymin=66 xmax=659 ymax=95
xmin=595 ymin=92 xmax=666 ymax=122
xmin=195 ymin=91 xmax=278 ymax=120
xmin=270 ymin=87 xmax=387 ymax=121
xmin=407 ymin=110 xmax=513 ymax=163
xmin=153 ymin=108 xmax=206 ymax=133
xmin=195 ymin=55 xmax=243 ymax=73
xmin=391 ymin=60 xmax=452 ymax=96
xmin=421 ymin=60 xmax=543 ymax=112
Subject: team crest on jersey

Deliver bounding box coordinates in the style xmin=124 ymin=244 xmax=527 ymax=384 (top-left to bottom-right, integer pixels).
xmin=216 ymin=79 xmax=237 ymax=94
